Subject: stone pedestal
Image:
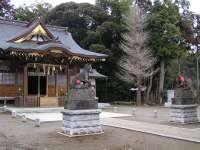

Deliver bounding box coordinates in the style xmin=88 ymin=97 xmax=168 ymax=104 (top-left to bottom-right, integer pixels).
xmin=170 ymin=88 xmax=199 ymax=124
xmin=61 ymin=109 xmax=103 ymax=137
xmin=170 ymin=104 xmax=199 ymax=124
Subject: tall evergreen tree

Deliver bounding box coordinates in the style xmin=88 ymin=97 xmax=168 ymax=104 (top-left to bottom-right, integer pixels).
xmin=94 ymin=0 xmax=133 ymax=101
xmin=145 ymin=0 xmax=186 ymax=104
xmin=15 ymin=2 xmax=52 ymax=21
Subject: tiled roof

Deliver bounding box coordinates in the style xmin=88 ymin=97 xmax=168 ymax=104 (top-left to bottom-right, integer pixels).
xmin=0 ymin=18 xmax=107 ymax=58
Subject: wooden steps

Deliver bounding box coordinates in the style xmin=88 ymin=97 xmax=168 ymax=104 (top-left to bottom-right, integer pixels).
xmin=40 ymin=97 xmax=58 ymax=107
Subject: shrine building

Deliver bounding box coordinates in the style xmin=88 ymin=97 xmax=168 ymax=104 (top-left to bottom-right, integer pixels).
xmin=0 ymin=18 xmax=107 ymax=107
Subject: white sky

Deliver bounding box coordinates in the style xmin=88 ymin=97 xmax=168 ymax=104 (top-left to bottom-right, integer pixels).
xmin=11 ymin=0 xmax=200 ymax=14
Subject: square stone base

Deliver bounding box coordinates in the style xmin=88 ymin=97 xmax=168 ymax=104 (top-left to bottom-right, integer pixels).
xmin=170 ymin=104 xmax=199 ymax=124
xmin=165 ymin=102 xmax=172 ymax=107
xmin=62 ymin=109 xmax=103 ymax=137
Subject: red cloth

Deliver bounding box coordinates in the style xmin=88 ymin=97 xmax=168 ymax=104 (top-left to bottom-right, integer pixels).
xmin=178 ymin=75 xmax=185 ymax=82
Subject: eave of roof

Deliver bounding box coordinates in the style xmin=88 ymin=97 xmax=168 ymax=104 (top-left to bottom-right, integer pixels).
xmin=0 ymin=18 xmax=108 ymax=59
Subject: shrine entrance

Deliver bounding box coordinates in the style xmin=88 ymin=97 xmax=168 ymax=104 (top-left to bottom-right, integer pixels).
xmin=28 ymin=76 xmax=47 ymax=96
xmin=24 ymin=63 xmax=68 ymax=107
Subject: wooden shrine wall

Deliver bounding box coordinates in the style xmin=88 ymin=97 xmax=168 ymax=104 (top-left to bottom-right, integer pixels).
xmin=0 ymin=72 xmax=23 ymax=97
xmin=0 ymin=64 xmax=81 ymax=107
xmin=47 ymin=64 xmax=80 ymax=97
xmin=47 ymin=74 xmax=68 ymax=97
xmin=0 ymin=85 xmax=23 ymax=97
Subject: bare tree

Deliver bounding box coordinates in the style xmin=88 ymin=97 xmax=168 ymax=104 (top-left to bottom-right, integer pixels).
xmin=118 ymin=6 xmax=157 ymax=105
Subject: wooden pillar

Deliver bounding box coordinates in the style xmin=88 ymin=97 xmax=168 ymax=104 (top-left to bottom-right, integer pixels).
xmin=23 ymin=65 xmax=28 ymax=106
xmin=55 ymin=73 xmax=58 ymax=96
xmin=66 ymin=64 xmax=70 ymax=93
xmin=46 ymin=75 xmax=48 ymax=97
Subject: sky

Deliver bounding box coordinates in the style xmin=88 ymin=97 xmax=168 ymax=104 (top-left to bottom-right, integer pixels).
xmin=11 ymin=0 xmax=200 ymax=14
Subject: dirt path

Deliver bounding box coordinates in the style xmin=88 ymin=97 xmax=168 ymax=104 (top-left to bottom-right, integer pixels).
xmin=0 ymin=112 xmax=200 ymax=150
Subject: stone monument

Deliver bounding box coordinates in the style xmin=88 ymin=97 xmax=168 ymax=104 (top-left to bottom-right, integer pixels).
xmin=170 ymin=73 xmax=199 ymax=124
xmin=61 ymin=64 xmax=103 ymax=137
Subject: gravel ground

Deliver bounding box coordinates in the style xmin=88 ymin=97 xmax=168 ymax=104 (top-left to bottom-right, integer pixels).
xmin=0 ymin=112 xmax=200 ymax=150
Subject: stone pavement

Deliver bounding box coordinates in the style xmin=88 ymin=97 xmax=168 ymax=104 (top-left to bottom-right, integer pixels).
xmin=102 ymin=117 xmax=200 ymax=143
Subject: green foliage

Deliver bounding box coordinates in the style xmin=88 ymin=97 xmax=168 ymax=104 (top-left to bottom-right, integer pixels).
xmin=45 ymin=1 xmax=132 ymax=101
xmin=146 ymin=0 xmax=185 ymax=62
xmin=166 ymin=55 xmax=199 ymax=89
xmin=46 ymin=2 xmax=109 ymax=47
xmin=14 ymin=2 xmax=52 ymax=21
xmin=93 ymin=0 xmax=133 ymax=101
xmin=15 ymin=6 xmax=36 ymax=21
xmin=144 ymin=0 xmax=188 ymax=103
xmin=165 ymin=59 xmax=180 ymax=88
xmin=89 ymin=44 xmax=110 ymax=54
xmin=82 ymin=31 xmax=102 ymax=48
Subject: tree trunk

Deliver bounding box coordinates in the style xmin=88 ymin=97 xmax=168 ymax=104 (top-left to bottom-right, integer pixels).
xmin=146 ymin=75 xmax=153 ymax=104
xmin=159 ymin=61 xmax=165 ymax=105
xmin=136 ymin=89 xmax=142 ymax=106
xmin=196 ymin=57 xmax=200 ymax=103
xmin=136 ymin=78 xmax=142 ymax=106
